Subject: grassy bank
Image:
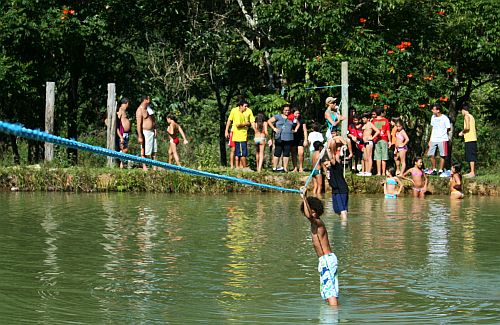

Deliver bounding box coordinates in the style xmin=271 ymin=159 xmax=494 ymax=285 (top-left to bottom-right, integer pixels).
xmin=1 ymin=166 xmax=498 ymax=196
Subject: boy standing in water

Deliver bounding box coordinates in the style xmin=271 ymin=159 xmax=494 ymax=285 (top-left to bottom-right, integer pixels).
xmin=300 ymin=187 xmax=339 ymax=306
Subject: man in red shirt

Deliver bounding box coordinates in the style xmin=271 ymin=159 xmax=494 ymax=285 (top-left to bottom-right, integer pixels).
xmin=372 ymin=107 xmax=390 ymax=175
xmin=347 ymin=114 xmax=364 ymax=173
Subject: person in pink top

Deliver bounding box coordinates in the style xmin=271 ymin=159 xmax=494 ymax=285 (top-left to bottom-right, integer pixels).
xmin=372 ymin=107 xmax=390 ymax=175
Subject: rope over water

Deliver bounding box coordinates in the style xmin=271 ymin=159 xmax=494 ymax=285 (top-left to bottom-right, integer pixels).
xmin=0 ymin=120 xmax=300 ymax=193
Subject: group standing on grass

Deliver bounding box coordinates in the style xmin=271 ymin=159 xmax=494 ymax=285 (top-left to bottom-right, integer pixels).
xmin=117 ymin=95 xmax=477 ymax=198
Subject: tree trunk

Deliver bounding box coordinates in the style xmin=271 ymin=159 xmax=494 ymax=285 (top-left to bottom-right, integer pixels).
xmin=67 ymin=73 xmax=80 ymax=165
xmin=214 ymin=85 xmax=235 ymax=166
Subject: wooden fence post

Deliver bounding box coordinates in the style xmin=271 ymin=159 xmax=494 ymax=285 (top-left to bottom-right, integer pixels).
xmin=45 ymin=82 xmax=55 ymax=162
xmin=106 ymin=83 xmax=117 ymax=167
xmin=341 ymin=61 xmax=349 ymax=139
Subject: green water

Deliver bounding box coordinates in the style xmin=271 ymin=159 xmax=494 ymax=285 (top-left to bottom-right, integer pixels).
xmin=0 ymin=192 xmax=499 ymax=324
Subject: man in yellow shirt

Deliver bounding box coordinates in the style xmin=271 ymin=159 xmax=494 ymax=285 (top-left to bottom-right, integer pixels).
xmin=225 ymin=100 xmax=255 ymax=168
xmin=458 ymin=103 xmax=477 ymax=177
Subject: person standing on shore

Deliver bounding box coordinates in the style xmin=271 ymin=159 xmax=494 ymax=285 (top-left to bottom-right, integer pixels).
xmin=116 ymin=98 xmax=131 ymax=169
xmin=166 ymin=113 xmax=188 ymax=166
xmin=225 ymin=99 xmax=255 ymax=169
xmin=458 ymin=103 xmax=477 ymax=177
xmin=136 ymin=95 xmax=157 ymax=171
xmin=427 ymin=104 xmax=450 ymax=176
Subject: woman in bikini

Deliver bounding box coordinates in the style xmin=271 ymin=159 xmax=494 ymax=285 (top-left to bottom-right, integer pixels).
xmin=360 ymin=112 xmax=380 ymax=176
xmin=394 ymin=120 xmax=409 ymax=175
xmin=384 ymin=167 xmax=403 ymax=199
xmin=166 ymin=113 xmax=188 ymax=165
xmin=403 ymin=157 xmax=427 ymax=198
xmin=450 ymin=163 xmax=464 ymax=199
xmin=253 ymin=113 xmax=268 ymax=172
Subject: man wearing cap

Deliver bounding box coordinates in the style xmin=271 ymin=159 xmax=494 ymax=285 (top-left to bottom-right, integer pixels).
xmin=324 ymin=97 xmax=346 ymax=158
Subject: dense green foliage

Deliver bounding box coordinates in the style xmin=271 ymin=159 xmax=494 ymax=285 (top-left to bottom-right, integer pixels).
xmin=1 ymin=0 xmax=499 ymax=171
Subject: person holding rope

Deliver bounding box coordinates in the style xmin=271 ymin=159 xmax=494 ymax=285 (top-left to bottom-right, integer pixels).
xmin=300 ymin=187 xmax=339 ymax=306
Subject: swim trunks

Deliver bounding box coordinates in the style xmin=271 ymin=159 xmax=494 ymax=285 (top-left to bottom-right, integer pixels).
xmin=318 ymin=253 xmax=339 ymax=300
xmin=143 ymin=129 xmax=157 ymax=156
xmin=235 ymin=141 xmax=248 ymax=157
xmin=116 ymin=132 xmax=129 ymax=150
xmin=332 ymin=193 xmax=348 ymax=214
xmin=228 ymin=131 xmax=235 ymax=148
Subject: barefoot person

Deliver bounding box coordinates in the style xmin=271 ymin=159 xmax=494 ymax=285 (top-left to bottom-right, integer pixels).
xmin=253 ymin=113 xmax=268 ymax=172
xmin=450 ymin=163 xmax=464 ymax=199
xmin=394 ymin=119 xmax=409 ymax=175
xmin=403 ymin=157 xmax=428 ymax=198
xmin=300 ymin=187 xmax=339 ymax=306
xmin=136 ymin=95 xmax=157 ymax=170
xmin=116 ymin=98 xmax=131 ymax=169
xmin=384 ymin=167 xmax=403 ymax=199
xmin=359 ymin=112 xmax=380 ymax=176
xmin=166 ymin=113 xmax=188 ymax=165
xmin=458 ymin=103 xmax=477 ymax=177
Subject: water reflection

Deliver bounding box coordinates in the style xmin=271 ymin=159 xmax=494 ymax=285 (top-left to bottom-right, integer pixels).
xmin=1 ymin=193 xmax=499 ymax=324
xmin=427 ymin=199 xmax=449 ymax=275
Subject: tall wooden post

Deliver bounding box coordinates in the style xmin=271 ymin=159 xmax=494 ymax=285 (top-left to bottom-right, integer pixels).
xmin=45 ymin=82 xmax=55 ymax=162
xmin=341 ymin=61 xmax=349 ymax=138
xmin=106 ymin=83 xmax=117 ymax=167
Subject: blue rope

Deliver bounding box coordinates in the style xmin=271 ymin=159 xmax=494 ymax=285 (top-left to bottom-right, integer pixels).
xmin=0 ymin=121 xmax=300 ymax=193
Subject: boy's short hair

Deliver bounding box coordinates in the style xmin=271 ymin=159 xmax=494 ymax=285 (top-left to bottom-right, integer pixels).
xmin=312 ymin=121 xmax=320 ymax=131
xmin=461 ymin=103 xmax=470 ymax=111
xmin=375 ymin=107 xmax=384 ymax=116
xmin=313 ymin=141 xmax=323 ymax=151
xmin=300 ymin=197 xmax=324 ymax=216
xmin=362 ymin=112 xmax=371 ymax=119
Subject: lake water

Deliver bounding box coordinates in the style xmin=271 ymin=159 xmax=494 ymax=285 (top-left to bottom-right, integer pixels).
xmin=0 ymin=192 xmax=499 ymax=324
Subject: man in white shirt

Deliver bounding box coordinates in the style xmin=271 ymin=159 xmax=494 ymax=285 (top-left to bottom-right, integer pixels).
xmin=427 ymin=104 xmax=451 ymax=175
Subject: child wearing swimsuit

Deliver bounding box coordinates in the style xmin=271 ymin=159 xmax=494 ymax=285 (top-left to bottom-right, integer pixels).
xmin=450 ymin=163 xmax=464 ymax=199
xmin=394 ymin=120 xmax=409 ymax=175
xmin=403 ymin=157 xmax=427 ymax=198
xmin=384 ymin=167 xmax=403 ymax=198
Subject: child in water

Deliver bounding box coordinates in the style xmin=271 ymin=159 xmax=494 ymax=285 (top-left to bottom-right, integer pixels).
xmin=311 ymin=141 xmax=326 ymax=195
xmin=450 ymin=163 xmax=464 ymax=199
xmin=300 ymin=187 xmax=339 ymax=306
xmin=403 ymin=157 xmax=428 ymax=198
xmin=384 ymin=167 xmax=403 ymax=199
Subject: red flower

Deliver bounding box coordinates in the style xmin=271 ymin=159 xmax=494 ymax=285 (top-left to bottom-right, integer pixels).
xmin=437 ymin=10 xmax=445 ymax=16
xmin=359 ymin=18 xmax=367 ymax=24
xmin=419 ymin=104 xmax=427 ymax=109
xmin=370 ymin=93 xmax=380 ymax=99
xmin=69 ymin=10 xmax=75 ymax=15
xmin=424 ymin=76 xmax=433 ymax=81
xmin=387 ymin=50 xmax=395 ymax=54
xmin=395 ymin=44 xmax=404 ymax=49
xmin=402 ymin=41 xmax=412 ymax=47
xmin=407 ymin=73 xmax=414 ymax=78
xmin=447 ymin=67 xmax=453 ymax=73
xmin=440 ymin=96 xmax=449 ymax=102
xmin=63 ymin=9 xmax=69 ymax=15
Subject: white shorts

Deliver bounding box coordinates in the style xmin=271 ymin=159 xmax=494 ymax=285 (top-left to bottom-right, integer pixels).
xmin=143 ymin=129 xmax=157 ymax=156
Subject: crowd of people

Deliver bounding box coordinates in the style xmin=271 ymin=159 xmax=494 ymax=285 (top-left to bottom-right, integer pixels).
xmin=113 ymin=94 xmax=477 ymax=199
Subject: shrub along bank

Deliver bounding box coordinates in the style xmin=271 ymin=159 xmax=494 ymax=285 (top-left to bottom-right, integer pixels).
xmin=0 ymin=166 xmax=498 ymax=196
